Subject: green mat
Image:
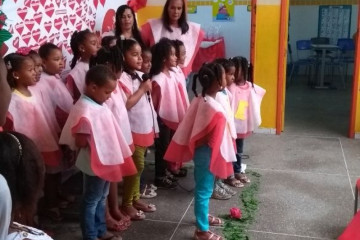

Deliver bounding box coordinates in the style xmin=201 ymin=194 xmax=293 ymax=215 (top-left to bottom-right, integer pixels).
xmin=222 ymin=171 xmax=261 ymax=240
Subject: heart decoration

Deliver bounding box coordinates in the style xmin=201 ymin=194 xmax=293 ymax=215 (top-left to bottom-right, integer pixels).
xmin=29 ymin=44 xmax=40 ymax=51
xmin=62 ymin=28 xmax=71 ymax=39
xmin=24 ymin=0 xmax=31 ymax=7
xmin=68 ymin=0 xmax=76 ymax=10
xmin=48 ymin=33 xmax=56 ymax=42
xmin=99 ymin=0 xmax=105 ymax=7
xmin=75 ymin=0 xmax=81 ymax=4
xmin=31 ymin=0 xmax=40 ymax=12
xmin=55 ymin=0 xmax=61 ymax=7
xmin=22 ymin=32 xmax=32 ymax=45
xmin=55 ymin=32 xmax=60 ymax=40
xmin=76 ymin=6 xmax=82 ymax=17
xmin=44 ymin=20 xmax=52 ymax=33
xmin=69 ymin=14 xmax=76 ymax=26
xmin=54 ymin=18 xmax=62 ymax=30
xmin=34 ymin=12 xmax=43 ymax=25
xmin=93 ymin=0 xmax=98 ymax=8
xmin=31 ymin=29 xmax=41 ymax=42
xmin=45 ymin=3 xmax=55 ymax=18
xmin=17 ymin=7 xmax=28 ymax=20
xmin=75 ymin=21 xmax=83 ymax=31
xmin=40 ymin=0 xmax=46 ymax=7
xmin=63 ymin=15 xmax=69 ymax=25
xmin=15 ymin=22 xmax=24 ymax=35
xmin=38 ymin=36 xmax=48 ymax=46
xmin=13 ymin=36 xmax=20 ymax=49
xmin=25 ymin=19 xmax=35 ymax=31
xmin=62 ymin=0 xmax=67 ymax=7
xmin=88 ymin=20 xmax=95 ymax=31
xmin=57 ymin=41 xmax=63 ymax=49
xmin=8 ymin=25 xmax=14 ymax=34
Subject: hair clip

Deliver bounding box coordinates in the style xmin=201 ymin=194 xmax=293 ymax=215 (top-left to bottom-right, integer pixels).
xmin=16 ymin=47 xmax=32 ymax=56
xmin=5 ymin=61 xmax=12 ymax=70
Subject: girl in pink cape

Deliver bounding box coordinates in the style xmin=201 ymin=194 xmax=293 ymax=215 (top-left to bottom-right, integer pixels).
xmin=227 ymin=56 xmax=266 ymax=185
xmin=164 ymin=63 xmax=236 ymax=240
xmin=141 ymin=0 xmax=204 ymax=77
xmin=3 ymin=53 xmax=63 ymax=223
xmin=66 ymin=29 xmax=100 ymax=102
xmin=90 ymin=46 xmax=134 ymax=231
xmin=118 ymin=38 xmax=159 ymax=221
xmin=59 ymin=65 xmax=135 ymax=240
xmin=151 ymin=38 xmax=189 ymax=188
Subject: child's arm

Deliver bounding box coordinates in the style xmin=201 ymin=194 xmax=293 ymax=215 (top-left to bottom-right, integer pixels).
xmin=151 ymin=81 xmax=161 ymax=111
xmin=74 ymin=133 xmax=89 ymax=148
xmin=125 ymin=80 xmax=152 ymax=110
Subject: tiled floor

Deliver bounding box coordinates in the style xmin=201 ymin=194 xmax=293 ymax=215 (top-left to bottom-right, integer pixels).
xmin=45 ymin=77 xmax=360 ymax=239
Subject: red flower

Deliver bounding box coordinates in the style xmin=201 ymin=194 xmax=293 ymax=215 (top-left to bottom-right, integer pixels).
xmin=230 ymin=207 xmax=242 ymax=219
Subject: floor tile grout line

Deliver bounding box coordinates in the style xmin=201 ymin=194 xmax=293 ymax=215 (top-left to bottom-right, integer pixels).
xmin=279 ymin=134 xmax=341 ymax=139
xmin=144 ymin=218 xmax=188 ymax=225
xmin=169 ymin=197 xmax=194 ymax=240
xmin=248 ymin=167 xmax=354 ymax=177
xmin=247 ymin=229 xmax=334 ymax=240
xmin=338 ymin=138 xmax=355 ymax=200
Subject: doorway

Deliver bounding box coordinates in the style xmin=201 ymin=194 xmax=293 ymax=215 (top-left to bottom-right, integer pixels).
xmin=282 ymin=2 xmax=359 ymax=137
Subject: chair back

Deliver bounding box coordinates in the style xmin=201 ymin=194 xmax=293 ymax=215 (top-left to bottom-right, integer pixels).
xmin=311 ymin=37 xmax=330 ymax=45
xmin=296 ymin=40 xmax=312 ymax=50
xmin=337 ymin=38 xmax=355 ymax=51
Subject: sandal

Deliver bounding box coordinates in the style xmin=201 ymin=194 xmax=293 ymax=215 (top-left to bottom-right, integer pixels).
xmin=98 ymin=231 xmax=122 ymax=240
xmin=235 ymin=173 xmax=251 ymax=183
xmin=224 ymin=177 xmax=244 ymax=188
xmin=169 ymin=167 xmax=188 ymax=177
xmin=121 ymin=206 xmax=146 ymax=221
xmin=208 ymin=215 xmax=223 ymax=226
xmin=106 ymin=217 xmax=128 ymax=232
xmin=140 ymin=185 xmax=157 ymax=199
xmin=194 ymin=230 xmax=223 ymax=240
xmin=133 ymin=201 xmax=156 ymax=212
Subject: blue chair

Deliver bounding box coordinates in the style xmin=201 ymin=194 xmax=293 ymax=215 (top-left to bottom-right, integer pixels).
xmin=336 ymin=38 xmax=355 ymax=83
xmin=288 ymin=40 xmax=316 ymax=86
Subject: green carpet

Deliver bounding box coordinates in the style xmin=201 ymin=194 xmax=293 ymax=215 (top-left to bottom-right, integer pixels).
xmin=222 ymin=171 xmax=261 ymax=240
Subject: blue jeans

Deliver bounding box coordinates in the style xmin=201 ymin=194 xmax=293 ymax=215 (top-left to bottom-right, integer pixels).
xmin=194 ymin=145 xmax=215 ymax=231
xmin=81 ymin=174 xmax=110 ymax=240
xmin=233 ymin=138 xmax=244 ymax=174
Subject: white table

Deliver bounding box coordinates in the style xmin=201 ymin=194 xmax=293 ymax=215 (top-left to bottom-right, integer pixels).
xmin=311 ymin=44 xmax=339 ymax=88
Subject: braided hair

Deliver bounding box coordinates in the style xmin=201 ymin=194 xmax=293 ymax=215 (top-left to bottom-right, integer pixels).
xmin=192 ymin=62 xmax=224 ymax=99
xmin=213 ymin=58 xmax=235 ymax=73
xmin=230 ymin=56 xmax=253 ymax=86
xmin=3 ymin=53 xmax=31 ymax=89
xmin=89 ymin=46 xmax=123 ymax=75
xmin=70 ymin=29 xmax=92 ymax=69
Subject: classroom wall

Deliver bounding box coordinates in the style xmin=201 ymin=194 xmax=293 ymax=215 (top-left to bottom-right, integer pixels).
xmin=289 ymin=5 xmax=358 ymax=61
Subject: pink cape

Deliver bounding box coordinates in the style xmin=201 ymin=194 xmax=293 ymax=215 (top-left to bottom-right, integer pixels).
xmin=59 ymin=96 xmax=137 ymax=182
xmin=338 ymin=212 xmax=360 ymax=240
xmin=65 ymin=61 xmax=89 ymax=101
xmin=164 ymin=96 xmax=236 ymax=179
xmin=228 ymin=82 xmax=266 ymax=138
xmin=31 ymin=72 xmax=73 ymax=129
xmin=152 ymin=71 xmax=189 ymax=130
xmin=6 ymin=91 xmax=61 ymax=166
xmin=215 ymin=89 xmax=237 ymax=140
xmin=173 ymin=66 xmax=190 ymax=106
xmin=106 ymin=82 xmax=135 ymax=152
xmin=141 ymin=19 xmax=204 ymax=76
xmin=118 ymin=71 xmax=159 ymax=147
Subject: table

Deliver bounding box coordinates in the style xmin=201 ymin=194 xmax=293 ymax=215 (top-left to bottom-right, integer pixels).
xmin=192 ymin=37 xmax=225 ymax=72
xmin=311 ymin=44 xmax=339 ymax=88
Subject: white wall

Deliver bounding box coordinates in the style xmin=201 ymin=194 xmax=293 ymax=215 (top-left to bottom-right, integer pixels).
xmin=188 ymin=6 xmax=251 ymax=59
xmin=289 ymin=5 xmax=358 ymax=61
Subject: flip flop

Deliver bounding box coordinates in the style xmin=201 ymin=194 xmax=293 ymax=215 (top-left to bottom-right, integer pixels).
xmin=133 ymin=202 xmax=156 ymax=212
xmin=208 ymin=215 xmax=223 ymax=226
xmin=106 ymin=218 xmax=128 ymax=232
xmin=130 ymin=210 xmax=145 ymax=221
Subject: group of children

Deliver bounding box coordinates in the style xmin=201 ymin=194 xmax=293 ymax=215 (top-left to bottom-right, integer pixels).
xmin=2 ymin=28 xmax=265 ymax=240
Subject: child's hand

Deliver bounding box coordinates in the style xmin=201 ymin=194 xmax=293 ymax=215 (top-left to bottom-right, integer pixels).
xmin=140 ymin=80 xmax=152 ymax=93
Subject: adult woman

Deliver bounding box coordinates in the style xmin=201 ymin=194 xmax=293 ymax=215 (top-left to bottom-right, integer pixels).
xmin=0 ymin=131 xmax=53 ymax=240
xmin=114 ymin=5 xmax=144 ymax=47
xmin=141 ymin=0 xmax=204 ymax=76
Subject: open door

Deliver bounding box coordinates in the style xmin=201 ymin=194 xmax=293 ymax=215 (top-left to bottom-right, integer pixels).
xmin=348 ymin=3 xmax=360 ymax=138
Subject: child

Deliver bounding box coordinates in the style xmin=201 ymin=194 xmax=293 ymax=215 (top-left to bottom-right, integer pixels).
xmin=164 ymin=62 xmax=236 ymax=240
xmin=59 ymin=65 xmax=136 ymax=240
xmin=89 ymin=46 xmax=133 ymax=231
xmin=101 ymin=36 xmax=117 ymax=49
xmin=66 ymin=29 xmax=100 ymax=101
xmin=3 ymin=53 xmax=62 ymax=224
xmin=228 ymin=56 xmax=266 ymax=184
xmin=150 ymin=38 xmax=189 ymax=188
xmin=141 ymin=48 xmax=152 ymax=74
xmin=37 ymin=43 xmax=73 ymax=129
xmin=28 ymin=49 xmax=43 ymax=82
xmin=118 ymin=38 xmax=158 ymax=220
xmin=208 ymin=58 xmax=238 ymax=200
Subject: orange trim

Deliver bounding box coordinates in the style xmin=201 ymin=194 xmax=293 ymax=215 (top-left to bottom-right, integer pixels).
xmin=276 ymin=0 xmax=288 ymax=135
xmin=250 ymin=0 xmax=256 ymax=67
xmin=348 ymin=4 xmax=360 ymax=138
